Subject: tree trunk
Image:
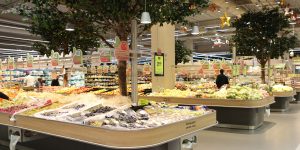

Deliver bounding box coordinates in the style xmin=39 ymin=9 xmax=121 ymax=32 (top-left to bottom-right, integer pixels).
xmin=118 ymin=60 xmax=127 ymax=96
xmin=119 ymin=34 xmax=128 ymax=96
xmin=261 ymin=63 xmax=266 ymax=84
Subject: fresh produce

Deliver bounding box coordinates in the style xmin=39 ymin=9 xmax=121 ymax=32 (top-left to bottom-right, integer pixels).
xmin=272 ymin=84 xmax=293 ymax=92
xmin=149 ymin=89 xmax=197 ymax=97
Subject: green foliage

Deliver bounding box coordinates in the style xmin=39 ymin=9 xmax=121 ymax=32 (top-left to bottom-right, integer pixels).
xmin=175 ymin=40 xmax=192 ymax=65
xmin=232 ymin=7 xmax=297 ymax=64
xmin=17 ymin=0 xmax=101 ymax=55
xmin=232 ymin=7 xmax=297 ymax=83
xmin=17 ymin=0 xmax=209 ymax=96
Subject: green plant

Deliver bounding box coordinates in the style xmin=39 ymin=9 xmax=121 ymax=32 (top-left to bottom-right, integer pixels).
xmin=232 ymin=7 xmax=297 ymax=83
xmin=175 ymin=40 xmax=193 ymax=65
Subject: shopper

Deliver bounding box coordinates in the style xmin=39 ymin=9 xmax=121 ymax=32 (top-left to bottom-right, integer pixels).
xmin=216 ymin=69 xmax=229 ymax=89
xmin=35 ymin=77 xmax=43 ymax=88
xmin=23 ymin=71 xmax=37 ymax=87
xmin=51 ymin=76 xmax=60 ymax=86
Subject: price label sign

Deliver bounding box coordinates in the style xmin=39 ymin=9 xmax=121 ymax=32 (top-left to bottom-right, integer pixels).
xmin=99 ymin=48 xmax=112 ymax=63
xmin=115 ymin=38 xmax=129 ymax=61
xmin=51 ymin=50 xmax=59 ymax=67
xmin=72 ymin=47 xmax=83 ymax=65
xmin=7 ymin=57 xmax=14 ymax=70
xmin=26 ymin=53 xmax=34 ymax=68
xmin=154 ymin=52 xmax=164 ymax=76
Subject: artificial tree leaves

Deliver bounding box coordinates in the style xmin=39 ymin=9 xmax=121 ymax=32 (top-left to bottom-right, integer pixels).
xmin=175 ymin=40 xmax=193 ymax=65
xmin=17 ymin=0 xmax=209 ymax=96
xmin=232 ymin=7 xmax=297 ymax=83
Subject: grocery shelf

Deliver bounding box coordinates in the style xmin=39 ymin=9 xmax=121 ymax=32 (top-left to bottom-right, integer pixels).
xmin=0 ymin=111 xmax=216 ymax=149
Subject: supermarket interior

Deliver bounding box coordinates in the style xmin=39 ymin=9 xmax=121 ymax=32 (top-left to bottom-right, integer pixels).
xmin=0 ymin=0 xmax=300 ymax=150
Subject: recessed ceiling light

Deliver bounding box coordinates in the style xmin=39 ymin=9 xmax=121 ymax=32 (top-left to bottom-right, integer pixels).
xmin=225 ymin=0 xmax=229 ymax=3
xmin=236 ymin=6 xmax=240 ymax=10
xmin=256 ymin=3 xmax=259 ymax=7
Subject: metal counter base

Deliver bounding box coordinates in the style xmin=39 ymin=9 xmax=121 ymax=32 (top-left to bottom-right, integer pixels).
xmin=208 ymin=106 xmax=265 ymax=130
xmin=216 ymin=122 xmax=263 ymax=130
xmin=270 ymin=97 xmax=291 ymax=112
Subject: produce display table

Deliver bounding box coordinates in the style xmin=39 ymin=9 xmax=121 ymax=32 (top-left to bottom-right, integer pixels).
xmin=0 ymin=111 xmax=216 ymax=150
xmin=293 ymin=88 xmax=300 ymax=103
xmin=271 ymin=91 xmax=296 ymax=112
xmin=139 ymin=96 xmax=275 ymax=130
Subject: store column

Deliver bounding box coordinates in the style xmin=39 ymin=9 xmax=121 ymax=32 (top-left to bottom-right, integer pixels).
xmin=151 ymin=23 xmax=175 ymax=92
xmin=184 ymin=39 xmax=194 ymax=63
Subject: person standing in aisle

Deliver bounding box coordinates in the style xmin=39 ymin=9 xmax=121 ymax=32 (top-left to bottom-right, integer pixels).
xmin=51 ymin=76 xmax=60 ymax=86
xmin=23 ymin=71 xmax=37 ymax=87
xmin=216 ymin=69 xmax=229 ymax=89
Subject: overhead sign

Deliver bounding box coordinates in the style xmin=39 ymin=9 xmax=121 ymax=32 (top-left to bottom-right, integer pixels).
xmin=115 ymin=37 xmax=129 ymax=61
xmin=73 ymin=47 xmax=83 ymax=65
xmin=154 ymin=52 xmax=164 ymax=76
xmin=7 ymin=57 xmax=14 ymax=70
xmin=26 ymin=53 xmax=34 ymax=68
xmin=51 ymin=50 xmax=60 ymax=67
xmin=99 ymin=48 xmax=112 ymax=63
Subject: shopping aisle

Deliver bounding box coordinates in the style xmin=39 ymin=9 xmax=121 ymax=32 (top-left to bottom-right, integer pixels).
xmin=197 ymin=104 xmax=300 ymax=150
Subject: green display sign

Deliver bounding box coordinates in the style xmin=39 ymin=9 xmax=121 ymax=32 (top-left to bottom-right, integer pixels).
xmin=154 ymin=52 xmax=164 ymax=76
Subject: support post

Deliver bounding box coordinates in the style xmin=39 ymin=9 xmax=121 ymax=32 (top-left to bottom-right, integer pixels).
xmin=151 ymin=23 xmax=175 ymax=92
xmin=131 ymin=19 xmax=138 ymax=105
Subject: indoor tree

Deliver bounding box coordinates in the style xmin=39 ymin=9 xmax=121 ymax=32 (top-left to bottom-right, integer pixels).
xmin=175 ymin=40 xmax=193 ymax=65
xmin=17 ymin=0 xmax=100 ymax=55
xmin=232 ymin=7 xmax=297 ymax=83
xmin=17 ymin=0 xmax=209 ymax=95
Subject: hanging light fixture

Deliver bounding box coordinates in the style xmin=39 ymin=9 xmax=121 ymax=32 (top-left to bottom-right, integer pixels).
xmin=65 ymin=23 xmax=75 ymax=31
xmin=141 ymin=0 xmax=151 ymax=24
xmin=191 ymin=25 xmax=200 ymax=35
xmin=290 ymin=50 xmax=294 ymax=57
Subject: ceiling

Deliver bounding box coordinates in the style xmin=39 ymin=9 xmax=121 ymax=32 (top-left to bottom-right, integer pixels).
xmin=0 ymin=0 xmax=298 ymax=60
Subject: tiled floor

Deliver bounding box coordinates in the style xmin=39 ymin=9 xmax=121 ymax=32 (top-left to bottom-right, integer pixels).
xmin=197 ymin=103 xmax=300 ymax=150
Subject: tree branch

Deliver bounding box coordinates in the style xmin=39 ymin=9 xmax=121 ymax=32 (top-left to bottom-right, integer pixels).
xmin=99 ymin=35 xmax=114 ymax=48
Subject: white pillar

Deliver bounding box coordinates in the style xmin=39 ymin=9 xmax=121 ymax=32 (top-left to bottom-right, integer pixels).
xmin=151 ymin=23 xmax=175 ymax=92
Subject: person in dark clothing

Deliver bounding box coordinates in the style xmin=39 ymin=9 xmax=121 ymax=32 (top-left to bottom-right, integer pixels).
xmin=0 ymin=92 xmax=9 ymax=100
xmin=51 ymin=76 xmax=60 ymax=86
xmin=216 ymin=69 xmax=229 ymax=89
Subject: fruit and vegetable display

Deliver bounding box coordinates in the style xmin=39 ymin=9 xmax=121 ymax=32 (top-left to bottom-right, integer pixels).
xmin=147 ymin=85 xmax=269 ymax=100
xmin=149 ymin=89 xmax=197 ymax=97
xmin=86 ymin=102 xmax=208 ymax=130
xmin=272 ymin=84 xmax=293 ymax=92
xmin=0 ymin=89 xmax=210 ymax=131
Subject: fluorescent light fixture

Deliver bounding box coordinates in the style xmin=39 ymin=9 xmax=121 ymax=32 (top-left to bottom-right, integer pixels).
xmin=289 ymin=22 xmax=296 ymax=25
xmin=236 ymin=6 xmax=240 ymax=9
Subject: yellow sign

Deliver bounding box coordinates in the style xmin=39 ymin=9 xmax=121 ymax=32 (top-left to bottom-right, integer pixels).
xmin=154 ymin=53 xmax=164 ymax=76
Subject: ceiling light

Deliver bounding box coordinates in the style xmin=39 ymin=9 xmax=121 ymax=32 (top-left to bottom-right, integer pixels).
xmin=218 ymin=9 xmax=221 ymax=13
xmin=236 ymin=6 xmax=240 ymax=10
xmin=290 ymin=50 xmax=294 ymax=57
xmin=65 ymin=23 xmax=75 ymax=31
xmin=141 ymin=0 xmax=151 ymax=24
xmin=191 ymin=26 xmax=200 ymax=35
xmin=256 ymin=3 xmax=259 ymax=7
xmin=289 ymin=22 xmax=296 ymax=25
xmin=225 ymin=0 xmax=229 ymax=3
xmin=141 ymin=12 xmax=151 ymax=24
